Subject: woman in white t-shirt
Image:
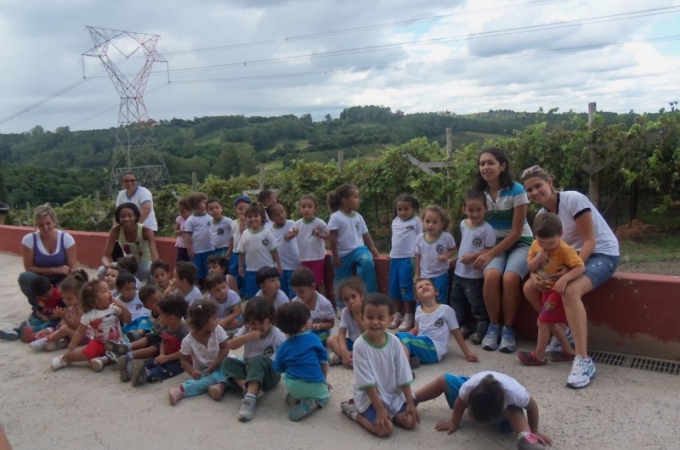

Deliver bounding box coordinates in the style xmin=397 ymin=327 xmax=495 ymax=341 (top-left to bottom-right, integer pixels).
xmin=19 ymin=204 xmax=78 ymax=310
xmin=521 ymin=166 xmax=619 ymax=390
xmin=115 ymin=171 xmax=158 ymax=231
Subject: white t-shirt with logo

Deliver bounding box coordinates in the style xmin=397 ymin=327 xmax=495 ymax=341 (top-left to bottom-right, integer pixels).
xmin=180 ymin=325 xmax=228 ymax=372
xmin=537 ymin=191 xmax=619 ymax=257
xmin=455 ymin=220 xmax=496 ymax=279
xmin=176 ymin=286 xmax=203 ymax=306
xmin=116 ymin=186 xmax=158 ymax=231
xmin=339 ymin=307 xmax=362 ymax=342
xmin=415 ymin=303 xmax=459 ymax=360
xmin=81 ymin=304 xmax=123 ymax=343
xmin=328 ymin=211 xmax=368 ymax=257
xmin=256 ymin=289 xmax=290 ymax=310
xmin=235 ymin=325 xmax=286 ymax=363
xmin=459 ymin=371 xmax=530 ymax=408
xmin=295 ymin=217 xmax=329 ymax=262
xmin=271 ymin=220 xmax=302 ymax=270
xmin=206 ymin=290 xmax=241 ymax=319
xmin=185 ymin=213 xmax=214 ymax=254
xmin=292 ymin=292 xmax=334 ymax=323
xmin=119 ymin=292 xmax=150 ymax=322
xmin=390 ymin=216 xmax=423 ymax=259
xmin=236 ymin=228 xmax=278 ymax=271
xmin=211 ymin=216 xmax=234 ymax=250
xmin=415 ymin=232 xmax=456 ymax=278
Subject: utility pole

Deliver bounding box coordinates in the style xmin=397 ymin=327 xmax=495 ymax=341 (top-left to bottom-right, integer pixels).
xmin=338 ymin=150 xmax=344 ymax=175
xmin=446 ymin=127 xmax=453 ymax=209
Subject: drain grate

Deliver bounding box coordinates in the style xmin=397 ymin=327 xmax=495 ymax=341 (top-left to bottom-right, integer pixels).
xmin=630 ymin=357 xmax=680 ymax=376
xmin=588 ymin=350 xmax=680 ymax=376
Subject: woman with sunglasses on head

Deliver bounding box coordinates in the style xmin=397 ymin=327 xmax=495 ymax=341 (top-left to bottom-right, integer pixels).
xmin=115 ymin=171 xmax=158 ymax=232
xmin=472 ymin=148 xmax=535 ymax=355
xmin=521 ymin=166 xmax=619 ymax=390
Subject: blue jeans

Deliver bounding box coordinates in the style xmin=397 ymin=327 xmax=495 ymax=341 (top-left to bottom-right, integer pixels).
xmin=181 ymin=368 xmax=227 ymax=397
xmin=449 ymin=275 xmax=488 ymax=334
xmin=145 ymin=359 xmax=183 ymax=382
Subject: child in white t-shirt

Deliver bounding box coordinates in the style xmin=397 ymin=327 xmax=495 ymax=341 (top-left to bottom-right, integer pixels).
xmin=396 ymin=278 xmax=478 ymax=367
xmin=389 ymin=193 xmax=422 ymax=332
xmin=415 ymin=205 xmax=457 ymax=304
xmin=184 ymin=192 xmax=215 ymax=287
xmin=229 ymin=195 xmax=251 ymax=298
xmin=450 ymin=190 xmax=496 ymax=344
xmin=327 ymin=184 xmax=379 ymax=302
xmin=267 ymin=202 xmax=302 ymax=299
xmin=340 ymin=294 xmax=419 ymax=438
xmin=218 ymin=297 xmax=285 ymax=422
xmin=115 ymin=272 xmax=152 ymax=341
xmin=175 ymin=196 xmax=192 ymax=263
xmin=171 ymin=262 xmax=203 ymax=307
xmin=295 ymin=194 xmax=330 ymax=294
xmin=204 ymin=273 xmax=242 ymax=335
xmin=414 ymin=371 xmax=552 ymax=450
xmin=327 ymin=277 xmax=365 ymax=368
xmin=290 ymin=267 xmax=334 ymax=346
xmin=207 ymin=197 xmax=234 ymax=258
xmin=168 ymin=300 xmax=230 ymax=406
xmin=236 ymin=203 xmax=282 ymax=299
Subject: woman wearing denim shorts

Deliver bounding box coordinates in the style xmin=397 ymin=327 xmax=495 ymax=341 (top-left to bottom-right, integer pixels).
xmin=521 ymin=166 xmax=619 ymax=390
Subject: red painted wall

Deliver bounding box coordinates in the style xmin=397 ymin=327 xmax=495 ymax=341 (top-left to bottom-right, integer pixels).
xmin=2 ymin=225 xmax=678 ymax=359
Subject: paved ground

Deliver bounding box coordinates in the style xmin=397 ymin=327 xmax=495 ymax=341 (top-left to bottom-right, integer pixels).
xmin=0 ymin=253 xmax=678 ymax=450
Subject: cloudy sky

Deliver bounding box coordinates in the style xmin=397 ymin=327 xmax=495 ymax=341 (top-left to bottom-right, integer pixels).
xmin=1 ymin=0 xmax=679 ymax=133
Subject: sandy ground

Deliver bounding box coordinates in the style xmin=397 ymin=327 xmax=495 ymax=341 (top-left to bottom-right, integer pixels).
xmin=0 ymin=253 xmax=678 ymax=450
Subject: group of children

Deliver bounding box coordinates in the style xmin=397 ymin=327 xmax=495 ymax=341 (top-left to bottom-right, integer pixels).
xmin=2 ymin=183 xmax=585 ymax=450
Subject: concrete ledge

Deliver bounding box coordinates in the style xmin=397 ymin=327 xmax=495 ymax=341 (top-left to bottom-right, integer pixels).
xmin=2 ymin=225 xmax=678 ymax=360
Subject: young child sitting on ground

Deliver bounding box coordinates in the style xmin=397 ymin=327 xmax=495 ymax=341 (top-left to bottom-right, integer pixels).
xmin=413 ymin=371 xmax=552 ymax=450
xmin=340 ymin=294 xmax=419 ymax=437
xmin=170 ymin=261 xmax=202 ymax=306
xmin=207 ymin=254 xmax=239 ymax=296
xmin=128 ymin=294 xmax=190 ymax=387
xmin=104 ymin=265 xmax=120 ymax=298
xmin=216 ymin=297 xmax=286 ymax=422
xmin=327 ymin=277 xmax=365 ymax=367
xmin=151 ymin=260 xmax=172 ymax=294
xmin=51 ymin=279 xmax=131 ymax=372
xmin=274 ymin=302 xmax=331 ymax=422
xmin=116 ymin=272 xmax=152 ymax=342
xmin=203 ymin=272 xmax=242 ymax=335
xmin=255 ymin=266 xmax=290 ymax=310
xmin=21 ymin=275 xmax=66 ymax=342
xmin=291 ymin=267 xmax=334 ymax=346
xmin=168 ymin=300 xmax=230 ymax=406
xmin=518 ymin=213 xmax=583 ymax=366
xmin=396 ymin=278 xmax=478 ymax=367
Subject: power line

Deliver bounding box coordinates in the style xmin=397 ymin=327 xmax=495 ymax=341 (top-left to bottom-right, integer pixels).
xmin=0 ymin=80 xmax=85 ymax=127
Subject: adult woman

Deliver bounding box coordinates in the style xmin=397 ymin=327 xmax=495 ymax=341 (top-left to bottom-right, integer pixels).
xmin=521 ymin=166 xmax=619 ymax=389
xmin=115 ymin=171 xmax=158 ymax=232
xmin=472 ymin=148 xmax=534 ymax=353
xmin=19 ymin=204 xmax=78 ymax=308
xmin=101 ymin=203 xmax=159 ymax=283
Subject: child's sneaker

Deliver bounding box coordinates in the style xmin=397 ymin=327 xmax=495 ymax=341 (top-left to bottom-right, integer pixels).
xmin=459 ymin=326 xmax=472 ymax=340
xmin=169 ymin=386 xmax=184 ymax=406
xmin=481 ymin=323 xmax=500 ymax=351
xmin=51 ymin=355 xmax=68 ymax=371
xmin=409 ymin=355 xmax=421 ymax=369
xmin=90 ymin=355 xmax=111 ymax=372
xmin=285 ymin=393 xmax=301 ymax=407
xmin=329 ymin=353 xmax=342 ymax=366
xmin=20 ymin=324 xmax=35 ymax=343
xmin=238 ymin=396 xmax=257 ymax=422
xmin=469 ymin=331 xmax=484 ymax=345
xmin=340 ymin=400 xmax=358 ymax=421
xmin=0 ymin=328 xmax=19 ymax=341
xmin=517 ymin=350 xmax=547 ymax=366
xmin=130 ymin=360 xmax=149 ymax=387
xmin=106 ymin=339 xmax=132 ymax=355
xmin=29 ymin=337 xmax=48 ymax=351
xmin=499 ymin=326 xmax=516 ymax=353
xmin=118 ymin=355 xmax=132 ymax=382
xmin=398 ymin=314 xmax=415 ymax=332
xmin=517 ymin=432 xmax=546 ymax=450
xmin=550 ymin=349 xmax=575 ymax=363
xmin=289 ymin=398 xmax=321 ymax=421
xmin=45 ymin=339 xmax=68 ymax=352
xmin=208 ymin=383 xmax=226 ymax=401
xmin=389 ymin=312 xmax=403 ymax=329
xmin=126 ymin=331 xmax=143 ymax=342
xmin=566 ymin=355 xmax=596 ymax=389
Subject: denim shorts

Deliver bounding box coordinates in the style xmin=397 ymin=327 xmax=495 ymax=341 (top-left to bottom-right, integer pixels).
xmin=484 ymin=242 xmax=530 ymax=278
xmin=584 ymin=253 xmax=619 ymax=289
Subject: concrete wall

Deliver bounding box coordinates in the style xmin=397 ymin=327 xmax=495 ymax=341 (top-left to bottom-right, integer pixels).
xmin=2 ymin=225 xmax=678 ymax=360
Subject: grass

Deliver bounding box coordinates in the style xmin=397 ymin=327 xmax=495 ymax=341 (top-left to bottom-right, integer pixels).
xmin=619 ymin=235 xmax=680 ymax=264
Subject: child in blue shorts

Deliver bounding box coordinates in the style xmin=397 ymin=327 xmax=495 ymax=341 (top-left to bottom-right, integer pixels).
xmin=414 ymin=371 xmax=552 ymax=450
xmin=396 ymin=278 xmax=477 ymax=368
xmin=389 ymin=194 xmax=422 ymax=332
xmin=415 ymin=205 xmax=457 ymax=304
xmin=184 ymin=192 xmax=215 ymax=288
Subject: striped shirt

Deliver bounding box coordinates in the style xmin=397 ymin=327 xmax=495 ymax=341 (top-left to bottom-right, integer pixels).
xmin=485 ymin=182 xmax=534 ymax=246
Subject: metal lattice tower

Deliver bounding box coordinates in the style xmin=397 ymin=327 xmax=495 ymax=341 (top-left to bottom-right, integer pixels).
xmin=82 ymin=26 xmax=170 ymax=196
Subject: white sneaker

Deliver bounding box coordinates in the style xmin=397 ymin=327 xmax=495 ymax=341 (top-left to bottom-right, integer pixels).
xmin=90 ymin=356 xmax=111 ymax=372
xmin=51 ymin=356 xmax=68 ymax=371
xmin=398 ymin=314 xmax=415 ymax=332
xmin=389 ymin=313 xmax=403 ymax=329
xmin=30 ymin=337 xmax=48 ymax=351
xmin=566 ymin=355 xmax=596 ymax=389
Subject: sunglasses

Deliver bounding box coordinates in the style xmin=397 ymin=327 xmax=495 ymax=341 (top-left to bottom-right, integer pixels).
xmin=520 ymin=165 xmax=541 ymax=179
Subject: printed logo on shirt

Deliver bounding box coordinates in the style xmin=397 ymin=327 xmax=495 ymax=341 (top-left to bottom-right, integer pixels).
xmin=135 ymin=304 xmax=143 ymax=310
xmin=434 ymin=318 xmax=444 ymax=327
xmin=436 ymin=244 xmax=445 ymax=254
xmin=472 ymin=237 xmax=483 ymax=248
xmin=355 ymin=222 xmax=361 ymax=231
xmin=406 ymin=225 xmax=415 ymax=231
xmin=262 ymin=238 xmax=270 ymax=246
xmin=263 ymin=346 xmax=274 ymax=357
xmin=217 ymin=228 xmax=224 ymax=235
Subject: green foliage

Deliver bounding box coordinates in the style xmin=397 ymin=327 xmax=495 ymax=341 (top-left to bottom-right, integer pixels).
xmin=53 ymin=196 xmax=114 ymax=232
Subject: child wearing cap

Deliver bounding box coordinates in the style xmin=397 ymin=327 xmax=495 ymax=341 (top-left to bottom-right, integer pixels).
xmin=230 ymin=195 xmax=252 ymax=298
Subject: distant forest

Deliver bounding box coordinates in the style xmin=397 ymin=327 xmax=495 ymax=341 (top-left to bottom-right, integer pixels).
xmin=0 ymin=105 xmax=661 ymax=206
